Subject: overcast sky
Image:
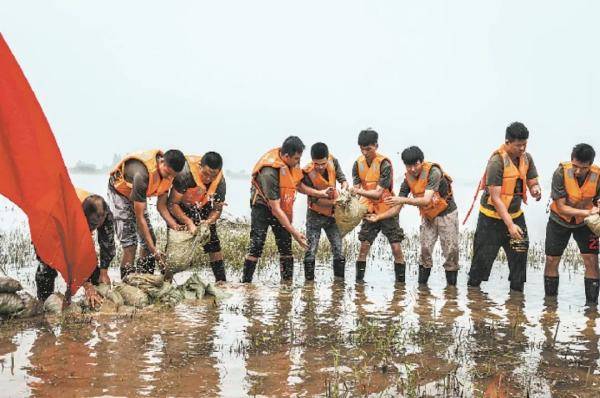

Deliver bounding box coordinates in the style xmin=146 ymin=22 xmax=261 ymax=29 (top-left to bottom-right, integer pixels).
xmin=1 ymin=0 xmax=599 ymax=181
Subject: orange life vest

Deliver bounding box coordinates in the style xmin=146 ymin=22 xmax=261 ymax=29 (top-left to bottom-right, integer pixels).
xmin=75 ymin=187 xmax=91 ymax=203
xmin=550 ymin=161 xmax=600 ymax=225
xmin=406 ymin=161 xmax=453 ymax=221
xmin=303 ymin=154 xmax=338 ymax=217
xmin=110 ymin=150 xmax=174 ymax=199
xmin=356 ymin=154 xmax=394 ymax=214
xmin=180 ymin=154 xmax=223 ymax=208
xmin=252 ymin=148 xmax=304 ymax=221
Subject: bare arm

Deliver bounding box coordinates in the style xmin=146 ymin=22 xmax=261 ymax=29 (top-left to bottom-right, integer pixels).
xmin=297 ymin=182 xmax=329 ymax=198
xmin=133 ymin=201 xmax=158 ymax=254
xmin=157 ymin=193 xmax=180 ymax=230
xmin=167 ymin=189 xmax=195 ymax=231
xmin=352 ymin=184 xmax=385 ymax=200
xmin=555 ymin=197 xmax=599 ymax=218
xmin=268 ymin=199 xmax=299 ymax=235
xmin=204 ymin=202 xmax=224 ymax=224
xmin=489 ymin=185 xmax=523 ymax=239
xmin=387 ymin=189 xmax=434 ymax=207
xmin=365 ymin=204 xmax=402 ymax=222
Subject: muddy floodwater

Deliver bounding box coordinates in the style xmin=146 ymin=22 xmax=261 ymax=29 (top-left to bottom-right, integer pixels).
xmin=1 ymin=252 xmax=599 ymax=397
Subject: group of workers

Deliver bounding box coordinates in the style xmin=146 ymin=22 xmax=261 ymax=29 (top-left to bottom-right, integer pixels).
xmin=34 ymin=122 xmax=600 ymax=307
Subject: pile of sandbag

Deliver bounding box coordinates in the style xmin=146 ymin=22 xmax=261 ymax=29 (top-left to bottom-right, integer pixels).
xmin=585 ymin=214 xmax=600 ymax=236
xmin=0 ymin=276 xmax=43 ymax=318
xmin=334 ymin=190 xmax=368 ymax=237
xmin=164 ymin=225 xmax=211 ymax=275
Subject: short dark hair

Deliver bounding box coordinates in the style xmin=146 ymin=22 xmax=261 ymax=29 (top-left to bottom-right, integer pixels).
xmin=571 ymin=143 xmax=595 ymax=164
xmin=401 ymin=146 xmax=424 ymax=165
xmin=201 ymin=151 xmax=223 ymax=170
xmin=163 ymin=149 xmax=186 ymax=172
xmin=505 ymin=122 xmax=529 ymax=142
xmin=358 ymin=128 xmax=378 ymax=146
xmin=82 ymin=195 xmax=107 ymax=229
xmin=281 ymin=136 xmax=305 ymax=156
xmin=311 ymin=142 xmax=329 ymax=160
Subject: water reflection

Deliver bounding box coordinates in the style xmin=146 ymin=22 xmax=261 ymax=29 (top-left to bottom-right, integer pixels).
xmin=2 ymin=259 xmax=600 ymax=396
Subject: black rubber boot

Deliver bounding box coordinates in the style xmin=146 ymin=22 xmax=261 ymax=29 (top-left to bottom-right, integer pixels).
xmin=211 ymin=260 xmax=227 ymax=282
xmin=510 ymin=280 xmax=524 ymax=292
xmin=356 ymin=261 xmax=366 ymax=282
xmin=418 ymin=265 xmax=431 ymax=285
xmin=544 ymin=276 xmax=559 ymax=296
xmin=584 ymin=278 xmax=600 ymax=305
xmin=35 ymin=264 xmax=57 ymax=301
xmin=445 ymin=270 xmax=458 ymax=286
xmin=394 ymin=263 xmax=406 ymax=283
xmin=467 ymin=276 xmax=481 ymax=288
xmin=333 ymin=258 xmax=346 ymax=279
xmin=280 ymin=257 xmax=294 ymax=281
xmin=242 ymin=259 xmax=257 ymax=283
xmin=304 ymin=260 xmax=315 ymax=281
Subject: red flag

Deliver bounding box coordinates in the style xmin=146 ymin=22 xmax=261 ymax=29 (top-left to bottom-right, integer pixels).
xmin=0 ymin=34 xmax=97 ymax=297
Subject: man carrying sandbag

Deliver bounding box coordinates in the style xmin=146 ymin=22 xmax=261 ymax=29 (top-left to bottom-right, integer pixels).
xmin=35 ymin=188 xmax=115 ymax=307
xmin=466 ymin=122 xmax=542 ymax=292
xmin=302 ymin=142 xmax=349 ymax=280
xmin=108 ymin=149 xmax=186 ymax=278
xmin=368 ymin=146 xmax=459 ymax=286
xmin=242 ymin=136 xmax=332 ymax=283
xmin=349 ymin=129 xmax=406 ymax=283
xmin=164 ymin=152 xmax=228 ymax=281
xmin=544 ymin=143 xmax=600 ymax=305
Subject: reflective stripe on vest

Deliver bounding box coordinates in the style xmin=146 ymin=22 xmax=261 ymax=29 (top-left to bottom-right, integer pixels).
xmin=405 ymin=161 xmax=451 ymax=221
xmin=357 ymin=153 xmax=394 ymax=214
xmin=303 ymin=155 xmax=337 ymax=217
xmin=181 ymin=154 xmax=223 ymax=207
xmin=110 ymin=149 xmax=174 ymax=198
xmin=550 ymin=161 xmax=600 ymax=225
xmin=252 ymin=148 xmax=303 ymax=221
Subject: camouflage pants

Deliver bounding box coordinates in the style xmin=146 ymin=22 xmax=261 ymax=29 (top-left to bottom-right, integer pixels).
xmin=107 ymin=184 xmax=156 ymax=250
xmin=419 ymin=210 xmax=459 ymax=271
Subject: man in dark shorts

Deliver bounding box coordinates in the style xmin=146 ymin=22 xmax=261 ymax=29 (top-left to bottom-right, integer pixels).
xmin=242 ymin=136 xmax=331 ymax=283
xmin=108 ymin=149 xmax=185 ymax=278
xmin=35 ymin=188 xmax=115 ymax=308
xmin=544 ymin=143 xmax=600 ymax=305
xmin=165 ymin=152 xmax=228 ymax=281
xmin=467 ymin=122 xmax=542 ymax=292
xmin=349 ymin=129 xmax=405 ymax=283
xmin=302 ymin=142 xmax=348 ymax=280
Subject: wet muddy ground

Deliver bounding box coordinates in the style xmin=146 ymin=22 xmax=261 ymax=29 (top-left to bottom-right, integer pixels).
xmin=1 ymin=248 xmax=599 ymax=397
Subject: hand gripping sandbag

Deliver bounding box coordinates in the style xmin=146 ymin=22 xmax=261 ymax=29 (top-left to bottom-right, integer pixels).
xmin=334 ymin=190 xmax=368 ymax=237
xmin=165 ymin=225 xmax=211 ymax=274
xmin=585 ymin=214 xmax=600 ymax=236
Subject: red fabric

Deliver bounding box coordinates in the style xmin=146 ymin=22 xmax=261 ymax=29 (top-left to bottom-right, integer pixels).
xmin=0 ymin=34 xmax=97 ymax=297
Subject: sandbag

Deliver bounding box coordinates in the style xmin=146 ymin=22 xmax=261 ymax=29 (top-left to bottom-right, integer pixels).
xmin=165 ymin=225 xmax=210 ymax=274
xmin=118 ymin=305 xmax=136 ymax=316
xmin=0 ymin=292 xmax=24 ymax=315
xmin=205 ymin=283 xmax=232 ymax=301
xmin=95 ymin=284 xmax=125 ymax=307
xmin=585 ymin=214 xmax=600 ymax=236
xmin=96 ymin=299 xmax=118 ymax=314
xmin=0 ymin=277 xmax=22 ymax=293
xmin=156 ymin=283 xmax=186 ymax=305
xmin=181 ymin=273 xmax=206 ymax=299
xmin=123 ymin=273 xmax=164 ymax=291
xmin=63 ymin=301 xmax=83 ymax=316
xmin=115 ymin=283 xmax=149 ymax=308
xmin=43 ymin=293 xmax=64 ymax=315
xmin=334 ymin=190 xmax=368 ymax=237
xmin=17 ymin=292 xmax=43 ymax=318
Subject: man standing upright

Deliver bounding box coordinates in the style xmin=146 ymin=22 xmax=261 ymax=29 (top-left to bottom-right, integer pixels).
xmin=467 ymin=122 xmax=542 ymax=292
xmin=242 ymin=136 xmax=331 ymax=283
xmin=349 ymin=129 xmax=406 ymax=283
xmin=165 ymin=151 xmax=228 ymax=281
xmin=544 ymin=143 xmax=599 ymax=304
xmin=376 ymin=146 xmax=459 ymax=286
xmin=108 ymin=149 xmax=185 ymax=278
xmin=302 ymin=142 xmax=349 ymax=281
